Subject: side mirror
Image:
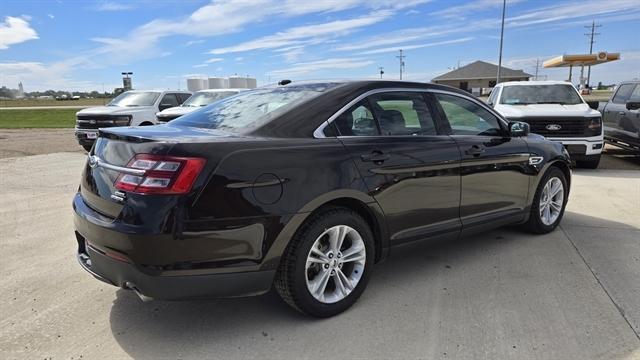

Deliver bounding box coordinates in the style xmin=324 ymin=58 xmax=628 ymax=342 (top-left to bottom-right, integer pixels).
xmin=509 ymin=121 xmax=530 ymax=137
xmin=626 ymin=101 xmax=640 ymax=111
xmin=586 ymin=100 xmax=600 ymax=110
xmin=159 ymin=103 xmax=173 ymax=111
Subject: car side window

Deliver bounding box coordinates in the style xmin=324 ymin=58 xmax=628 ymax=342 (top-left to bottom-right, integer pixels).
xmin=612 ymin=84 xmax=635 ymax=104
xmin=177 ymin=93 xmax=190 ymax=104
xmin=161 ymin=94 xmax=179 ymax=107
xmin=333 ymin=100 xmax=379 ymax=136
xmin=629 ymin=85 xmax=640 ymax=102
xmin=368 ymin=92 xmax=438 ymax=136
xmin=435 ymin=93 xmax=503 ymax=136
xmin=488 ymin=88 xmax=499 ymax=106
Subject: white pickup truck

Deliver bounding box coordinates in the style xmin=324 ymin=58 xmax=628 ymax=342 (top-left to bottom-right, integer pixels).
xmin=75 ymin=90 xmax=191 ymax=151
xmin=489 ymin=81 xmax=603 ymax=168
xmin=155 ymin=88 xmax=246 ymax=123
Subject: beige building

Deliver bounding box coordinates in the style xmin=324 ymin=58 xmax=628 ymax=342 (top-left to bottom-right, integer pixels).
xmin=432 ymin=60 xmax=531 ymax=95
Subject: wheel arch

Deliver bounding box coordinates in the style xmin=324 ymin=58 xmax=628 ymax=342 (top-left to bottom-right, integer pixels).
xmin=263 ymin=191 xmax=389 ymax=271
xmin=548 ymin=159 xmax=571 ymax=189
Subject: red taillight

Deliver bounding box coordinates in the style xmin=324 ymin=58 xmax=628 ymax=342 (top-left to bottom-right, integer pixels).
xmin=114 ymin=154 xmax=206 ymax=194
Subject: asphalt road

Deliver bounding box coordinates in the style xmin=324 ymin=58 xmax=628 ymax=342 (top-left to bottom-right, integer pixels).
xmin=0 ymin=152 xmax=639 ymax=359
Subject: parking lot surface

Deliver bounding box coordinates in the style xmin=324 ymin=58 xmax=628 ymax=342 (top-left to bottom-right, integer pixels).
xmin=1 ymin=152 xmax=639 ymax=360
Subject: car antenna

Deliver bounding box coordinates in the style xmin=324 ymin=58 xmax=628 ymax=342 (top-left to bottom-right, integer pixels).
xmin=278 ymin=79 xmax=292 ymax=86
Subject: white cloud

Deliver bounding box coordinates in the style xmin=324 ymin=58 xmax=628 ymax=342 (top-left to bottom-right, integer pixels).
xmin=0 ymin=16 xmax=38 ymax=50
xmin=185 ymin=39 xmax=205 ymax=46
xmin=268 ymin=58 xmax=374 ymax=77
xmin=0 ymin=58 xmax=107 ymax=91
xmin=47 ymin=14 xmax=55 ymax=19
xmin=91 ymin=0 xmax=427 ymax=62
xmin=193 ymin=64 xmax=208 ymax=68
xmin=96 ymin=2 xmax=133 ymax=11
xmin=205 ymin=58 xmax=224 ymax=63
xmin=209 ymin=11 xmax=391 ymax=55
xmin=359 ymin=37 xmax=474 ymax=55
xmin=432 ymin=0 xmax=523 ymax=19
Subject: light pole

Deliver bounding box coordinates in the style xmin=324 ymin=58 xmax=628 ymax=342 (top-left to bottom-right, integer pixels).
xmin=379 ymin=67 xmax=384 ymax=79
xmin=396 ymin=49 xmax=406 ymax=80
xmin=496 ymin=0 xmax=506 ymax=84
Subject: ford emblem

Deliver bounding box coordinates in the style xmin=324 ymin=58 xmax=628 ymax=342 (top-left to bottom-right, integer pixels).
xmin=545 ymin=124 xmax=562 ymax=131
xmin=89 ymin=119 xmax=97 ymax=125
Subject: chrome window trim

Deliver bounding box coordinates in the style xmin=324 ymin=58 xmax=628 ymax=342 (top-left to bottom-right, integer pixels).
xmin=313 ymin=87 xmax=508 ymax=138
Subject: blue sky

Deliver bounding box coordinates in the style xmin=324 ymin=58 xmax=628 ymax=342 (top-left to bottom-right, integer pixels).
xmin=1 ymin=0 xmax=639 ymax=91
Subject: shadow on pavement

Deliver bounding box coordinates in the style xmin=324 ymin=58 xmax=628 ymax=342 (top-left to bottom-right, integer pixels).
xmin=108 ymin=212 xmax=639 ymax=359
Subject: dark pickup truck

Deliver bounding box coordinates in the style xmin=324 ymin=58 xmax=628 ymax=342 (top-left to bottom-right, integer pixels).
xmin=598 ymin=81 xmax=640 ymax=153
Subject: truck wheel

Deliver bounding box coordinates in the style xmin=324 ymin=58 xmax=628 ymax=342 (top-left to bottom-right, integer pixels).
xmin=274 ymin=207 xmax=374 ymax=317
xmin=82 ymin=144 xmax=93 ymax=152
xmin=576 ymin=154 xmax=601 ymax=169
xmin=524 ymin=167 xmax=568 ymax=234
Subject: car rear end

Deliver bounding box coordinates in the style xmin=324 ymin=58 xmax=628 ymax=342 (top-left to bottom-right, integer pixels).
xmin=73 ymin=126 xmax=275 ymax=300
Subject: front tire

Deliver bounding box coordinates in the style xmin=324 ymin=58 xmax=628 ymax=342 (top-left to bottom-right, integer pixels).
xmin=275 ymin=208 xmax=374 ymax=317
xmin=524 ymin=167 xmax=568 ymax=234
xmin=576 ymin=154 xmax=600 ymax=169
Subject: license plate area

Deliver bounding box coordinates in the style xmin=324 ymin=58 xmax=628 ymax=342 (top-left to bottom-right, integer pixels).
xmin=86 ymin=132 xmax=98 ymax=139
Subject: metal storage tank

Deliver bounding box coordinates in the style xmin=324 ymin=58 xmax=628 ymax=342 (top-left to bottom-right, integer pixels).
xmin=208 ymin=77 xmax=228 ymax=89
xmin=228 ymin=77 xmax=248 ymax=89
xmin=187 ymin=78 xmax=207 ymax=91
xmin=245 ymin=77 xmax=257 ymax=89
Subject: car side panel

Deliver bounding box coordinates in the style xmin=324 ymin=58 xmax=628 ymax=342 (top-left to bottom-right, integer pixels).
xmin=184 ymin=138 xmax=387 ymax=271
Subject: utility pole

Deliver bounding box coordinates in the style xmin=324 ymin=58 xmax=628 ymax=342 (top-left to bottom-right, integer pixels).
xmin=496 ymin=0 xmax=506 ymax=84
xmin=534 ymin=58 xmax=540 ymax=80
xmin=584 ymin=20 xmax=601 ymax=88
xmin=396 ymin=49 xmax=406 ymax=80
xmin=379 ymin=67 xmax=384 ymax=79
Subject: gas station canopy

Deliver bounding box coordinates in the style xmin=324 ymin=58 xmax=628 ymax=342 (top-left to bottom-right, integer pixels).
xmin=543 ymin=52 xmax=620 ymax=68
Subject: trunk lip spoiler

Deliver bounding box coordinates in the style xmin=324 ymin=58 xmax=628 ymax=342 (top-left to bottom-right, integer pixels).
xmin=88 ymin=155 xmax=146 ymax=176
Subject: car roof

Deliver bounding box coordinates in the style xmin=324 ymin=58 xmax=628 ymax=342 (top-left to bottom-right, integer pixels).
xmin=496 ymin=80 xmax=572 ymax=87
xmin=196 ymin=88 xmax=247 ymax=93
xmin=125 ymin=90 xmax=191 ymax=93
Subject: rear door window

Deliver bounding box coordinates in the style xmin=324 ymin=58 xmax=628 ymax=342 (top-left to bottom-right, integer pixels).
xmin=333 ymin=100 xmax=379 ymax=136
xmin=160 ymin=94 xmax=179 ymax=108
xmin=367 ymin=92 xmax=438 ymax=136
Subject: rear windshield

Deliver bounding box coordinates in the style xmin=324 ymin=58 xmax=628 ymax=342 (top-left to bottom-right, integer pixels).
xmin=108 ymin=91 xmax=160 ymax=107
xmin=171 ymin=84 xmax=339 ymax=131
xmin=500 ymin=84 xmax=583 ymax=105
xmin=182 ymin=91 xmax=239 ymax=107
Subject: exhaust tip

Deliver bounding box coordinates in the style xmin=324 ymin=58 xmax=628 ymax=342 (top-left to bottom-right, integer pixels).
xmin=124 ymin=282 xmax=154 ymax=302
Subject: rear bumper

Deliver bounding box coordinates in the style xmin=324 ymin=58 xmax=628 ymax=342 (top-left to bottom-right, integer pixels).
xmin=73 ymin=192 xmax=276 ymax=300
xmin=76 ymin=242 xmax=275 ymax=300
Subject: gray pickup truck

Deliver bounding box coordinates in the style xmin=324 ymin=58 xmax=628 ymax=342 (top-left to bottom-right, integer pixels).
xmin=598 ymin=81 xmax=640 ymax=153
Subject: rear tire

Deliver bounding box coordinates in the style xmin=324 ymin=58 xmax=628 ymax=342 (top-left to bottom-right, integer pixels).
xmin=576 ymin=154 xmax=600 ymax=169
xmin=274 ymin=207 xmax=374 ymax=317
xmin=82 ymin=144 xmax=93 ymax=152
xmin=524 ymin=167 xmax=568 ymax=234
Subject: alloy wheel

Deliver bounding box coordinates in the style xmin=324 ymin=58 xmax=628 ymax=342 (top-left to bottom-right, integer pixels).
xmin=539 ymin=177 xmax=564 ymax=226
xmin=305 ymin=225 xmax=366 ymax=304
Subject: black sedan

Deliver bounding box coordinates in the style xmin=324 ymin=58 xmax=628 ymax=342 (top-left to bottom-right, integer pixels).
xmin=73 ymin=80 xmax=571 ymax=317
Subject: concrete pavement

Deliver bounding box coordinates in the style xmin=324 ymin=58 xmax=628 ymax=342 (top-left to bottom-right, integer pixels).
xmin=0 ymin=153 xmax=638 ymax=359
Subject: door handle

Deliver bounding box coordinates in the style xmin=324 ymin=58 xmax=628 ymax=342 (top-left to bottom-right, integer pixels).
xmin=361 ymin=151 xmax=390 ymax=163
xmin=465 ymin=145 xmax=485 ymax=156
xmin=618 ymin=111 xmax=626 ymax=115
